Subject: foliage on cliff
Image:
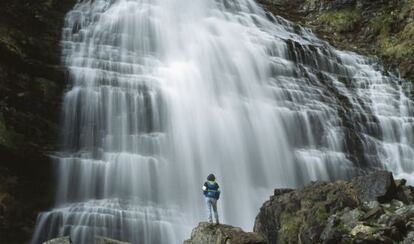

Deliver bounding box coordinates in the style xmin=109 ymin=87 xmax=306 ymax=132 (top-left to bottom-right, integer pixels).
xmin=258 ymin=0 xmax=414 ymax=81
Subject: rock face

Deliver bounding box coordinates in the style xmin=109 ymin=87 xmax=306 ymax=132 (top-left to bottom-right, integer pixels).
xmin=254 ymin=171 xmax=414 ymax=243
xmin=258 ymin=0 xmax=414 ymax=82
xmin=0 ymin=0 xmax=76 ymax=242
xmin=184 ymin=222 xmax=266 ymax=244
xmin=351 ymin=171 xmax=397 ymax=203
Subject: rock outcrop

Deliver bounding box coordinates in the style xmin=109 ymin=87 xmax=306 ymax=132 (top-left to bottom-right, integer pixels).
xmin=43 ymin=236 xmax=71 ymax=244
xmin=254 ymin=171 xmax=414 ymax=243
xmin=184 ymin=222 xmax=266 ymax=244
xmin=258 ymin=0 xmax=414 ymax=82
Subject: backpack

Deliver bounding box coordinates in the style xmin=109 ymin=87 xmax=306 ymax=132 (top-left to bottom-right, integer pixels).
xmin=203 ymin=181 xmax=220 ymax=199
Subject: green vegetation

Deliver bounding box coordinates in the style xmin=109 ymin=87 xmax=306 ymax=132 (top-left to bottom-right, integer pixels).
xmin=317 ymin=8 xmax=361 ymax=32
xmin=278 ymin=212 xmax=301 ymax=243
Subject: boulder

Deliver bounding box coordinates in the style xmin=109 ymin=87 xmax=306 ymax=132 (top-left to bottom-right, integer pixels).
xmin=184 ymin=222 xmax=266 ymax=244
xmin=362 ymin=206 xmax=384 ymax=221
xmin=351 ymin=171 xmax=397 ymax=203
xmin=350 ymin=224 xmax=374 ymax=236
xmin=340 ymin=208 xmax=363 ymax=229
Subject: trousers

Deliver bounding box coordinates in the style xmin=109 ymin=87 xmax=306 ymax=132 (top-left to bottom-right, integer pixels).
xmin=205 ymin=197 xmax=219 ymax=223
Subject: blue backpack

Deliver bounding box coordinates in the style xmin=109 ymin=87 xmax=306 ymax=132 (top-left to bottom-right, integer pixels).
xmin=203 ymin=181 xmax=220 ymax=199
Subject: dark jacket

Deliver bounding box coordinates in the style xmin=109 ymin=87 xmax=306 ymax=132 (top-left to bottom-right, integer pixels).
xmin=203 ymin=181 xmax=220 ymax=199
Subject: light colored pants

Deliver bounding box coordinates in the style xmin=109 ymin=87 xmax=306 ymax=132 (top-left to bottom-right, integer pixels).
xmin=205 ymin=197 xmax=219 ymax=223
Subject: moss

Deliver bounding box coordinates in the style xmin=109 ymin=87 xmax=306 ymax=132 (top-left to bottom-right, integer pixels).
xmin=278 ymin=212 xmax=302 ymax=243
xmin=317 ymin=8 xmax=361 ymax=32
xmin=314 ymin=204 xmax=330 ymax=222
xmin=400 ymin=22 xmax=414 ymax=39
xmin=400 ymin=0 xmax=414 ymax=18
xmin=368 ymin=11 xmax=394 ymax=37
xmin=375 ymin=13 xmax=414 ymax=59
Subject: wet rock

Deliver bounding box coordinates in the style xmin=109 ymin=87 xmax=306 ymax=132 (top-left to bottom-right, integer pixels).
xmin=184 ymin=222 xmax=266 ymax=244
xmin=388 ymin=215 xmax=407 ymax=235
xmin=406 ymin=220 xmax=414 ymax=230
xmin=395 ymin=179 xmax=407 ymax=189
xmin=95 ymin=236 xmax=130 ymax=244
xmin=351 ymin=171 xmax=397 ymax=203
xmin=43 ymin=236 xmax=71 ymax=244
xmin=362 ymin=206 xmax=384 ymax=221
xmin=403 ymin=231 xmax=414 ymax=244
xmin=391 ymin=199 xmax=404 ymax=208
xmin=320 ymin=216 xmax=342 ymax=244
xmin=340 ymin=208 xmax=362 ymax=229
xmin=363 ymin=201 xmax=380 ymax=210
xmin=382 ymin=226 xmax=403 ymax=241
xmin=350 ymin=224 xmax=373 ymax=236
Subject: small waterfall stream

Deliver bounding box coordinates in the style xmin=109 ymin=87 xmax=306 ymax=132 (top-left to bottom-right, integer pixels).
xmin=32 ymin=0 xmax=414 ymax=243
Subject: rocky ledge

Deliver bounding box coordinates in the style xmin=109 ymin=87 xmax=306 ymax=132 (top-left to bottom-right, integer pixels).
xmin=187 ymin=171 xmax=414 ymax=244
xmin=184 ymin=222 xmax=266 ymax=244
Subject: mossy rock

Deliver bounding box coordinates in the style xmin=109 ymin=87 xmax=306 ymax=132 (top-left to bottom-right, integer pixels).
xmin=317 ymin=8 xmax=361 ymax=32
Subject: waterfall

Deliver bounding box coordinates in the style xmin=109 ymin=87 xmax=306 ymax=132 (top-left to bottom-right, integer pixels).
xmin=32 ymin=0 xmax=414 ymax=243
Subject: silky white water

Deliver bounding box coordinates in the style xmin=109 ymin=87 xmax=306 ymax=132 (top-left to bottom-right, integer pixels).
xmin=32 ymin=0 xmax=414 ymax=243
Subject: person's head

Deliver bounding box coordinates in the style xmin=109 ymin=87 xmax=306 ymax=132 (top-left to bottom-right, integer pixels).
xmin=207 ymin=174 xmax=216 ymax=181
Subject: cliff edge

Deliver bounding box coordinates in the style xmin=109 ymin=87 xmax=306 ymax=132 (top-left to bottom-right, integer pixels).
xmin=184 ymin=222 xmax=266 ymax=244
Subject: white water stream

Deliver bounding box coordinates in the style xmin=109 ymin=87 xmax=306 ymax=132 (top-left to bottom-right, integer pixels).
xmin=32 ymin=0 xmax=414 ymax=243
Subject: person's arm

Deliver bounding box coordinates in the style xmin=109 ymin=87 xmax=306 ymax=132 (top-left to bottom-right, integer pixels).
xmin=202 ymin=182 xmax=207 ymax=194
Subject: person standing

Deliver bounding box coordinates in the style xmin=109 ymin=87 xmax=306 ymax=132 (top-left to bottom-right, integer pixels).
xmin=202 ymin=174 xmax=220 ymax=225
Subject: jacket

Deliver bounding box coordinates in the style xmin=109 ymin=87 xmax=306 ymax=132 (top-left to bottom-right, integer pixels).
xmin=202 ymin=181 xmax=220 ymax=199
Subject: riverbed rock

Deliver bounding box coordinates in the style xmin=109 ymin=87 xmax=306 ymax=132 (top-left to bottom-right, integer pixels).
xmin=184 ymin=222 xmax=266 ymax=244
xmin=254 ymin=171 xmax=414 ymax=243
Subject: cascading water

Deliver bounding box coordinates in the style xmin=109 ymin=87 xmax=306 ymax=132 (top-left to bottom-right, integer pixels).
xmin=32 ymin=0 xmax=414 ymax=243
